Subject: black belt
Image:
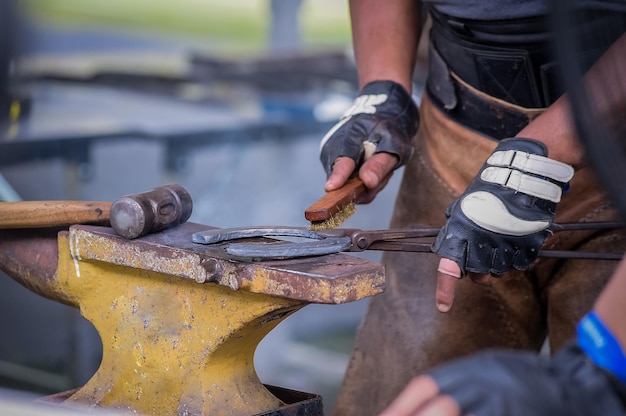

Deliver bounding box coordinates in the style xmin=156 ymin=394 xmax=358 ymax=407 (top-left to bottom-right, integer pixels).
xmin=426 ymin=7 xmax=626 ymax=138
xmin=428 ymin=7 xmax=626 ymax=109
xmin=426 ymin=41 xmax=537 ymax=140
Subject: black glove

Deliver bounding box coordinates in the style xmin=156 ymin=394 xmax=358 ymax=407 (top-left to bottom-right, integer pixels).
xmin=432 ymin=137 xmax=574 ymax=275
xmin=429 ymin=342 xmax=626 ymax=416
xmin=319 ymin=80 xmax=419 ymax=177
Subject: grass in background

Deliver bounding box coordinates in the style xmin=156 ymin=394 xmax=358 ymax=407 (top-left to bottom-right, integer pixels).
xmin=300 ymin=0 xmax=351 ymax=47
xmin=22 ymin=0 xmax=352 ymax=52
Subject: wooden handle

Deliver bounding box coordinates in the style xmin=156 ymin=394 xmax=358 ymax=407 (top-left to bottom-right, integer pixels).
xmin=0 ymin=201 xmax=112 ymax=229
xmin=304 ymin=177 xmax=366 ymax=222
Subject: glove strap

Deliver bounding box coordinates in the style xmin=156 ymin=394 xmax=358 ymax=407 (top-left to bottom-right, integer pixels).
xmin=577 ymin=312 xmax=626 ymax=384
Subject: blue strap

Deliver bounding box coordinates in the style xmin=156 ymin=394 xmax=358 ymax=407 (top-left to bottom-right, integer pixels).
xmin=577 ymin=312 xmax=626 ymax=384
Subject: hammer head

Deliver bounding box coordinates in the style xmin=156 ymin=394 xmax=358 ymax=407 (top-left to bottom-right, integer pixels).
xmin=110 ymin=184 xmax=193 ymax=239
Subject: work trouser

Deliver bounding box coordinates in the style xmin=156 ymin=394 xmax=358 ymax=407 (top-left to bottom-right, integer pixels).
xmin=333 ymin=89 xmax=626 ymax=416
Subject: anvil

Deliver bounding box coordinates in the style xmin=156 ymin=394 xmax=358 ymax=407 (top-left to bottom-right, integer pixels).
xmin=0 ymin=222 xmax=384 ymax=416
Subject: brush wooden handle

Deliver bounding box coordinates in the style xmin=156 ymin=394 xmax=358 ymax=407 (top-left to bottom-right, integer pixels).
xmin=0 ymin=201 xmax=111 ymax=228
xmin=304 ymin=177 xmax=366 ymax=222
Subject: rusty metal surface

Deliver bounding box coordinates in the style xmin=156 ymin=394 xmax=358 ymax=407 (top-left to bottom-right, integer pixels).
xmin=54 ymin=229 xmax=317 ymax=416
xmin=0 ymin=221 xmax=382 ymax=414
xmin=69 ymin=222 xmax=385 ymax=304
xmin=0 ymin=228 xmax=74 ymax=306
xmin=55 ymin=230 xmax=306 ymax=416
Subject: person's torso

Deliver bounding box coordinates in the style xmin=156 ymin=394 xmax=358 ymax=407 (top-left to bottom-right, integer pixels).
xmin=424 ymin=0 xmax=626 ymax=21
xmin=423 ymin=0 xmax=626 ymax=137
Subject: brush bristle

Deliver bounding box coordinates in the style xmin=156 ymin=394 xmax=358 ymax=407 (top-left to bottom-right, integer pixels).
xmin=308 ymin=202 xmax=357 ymax=231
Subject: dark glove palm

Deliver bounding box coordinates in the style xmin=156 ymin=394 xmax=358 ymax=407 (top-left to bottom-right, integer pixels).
xmin=430 ymin=343 xmax=625 ymax=416
xmin=432 ymin=138 xmax=574 ymax=275
xmin=319 ymin=80 xmax=419 ymax=176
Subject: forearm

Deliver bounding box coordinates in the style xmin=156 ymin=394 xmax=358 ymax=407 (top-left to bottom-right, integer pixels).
xmin=517 ymin=33 xmax=626 ymax=169
xmin=349 ymin=0 xmax=421 ymax=93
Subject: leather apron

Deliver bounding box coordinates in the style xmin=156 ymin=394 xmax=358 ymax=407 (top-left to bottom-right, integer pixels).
xmin=333 ymin=37 xmax=626 ymax=416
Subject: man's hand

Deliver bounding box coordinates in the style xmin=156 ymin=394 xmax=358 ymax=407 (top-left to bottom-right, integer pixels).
xmin=320 ymin=80 xmax=419 ymax=199
xmin=378 ymin=342 xmax=625 ymax=416
xmin=432 ymin=138 xmax=574 ymax=312
xmin=326 ymin=154 xmax=398 ymax=204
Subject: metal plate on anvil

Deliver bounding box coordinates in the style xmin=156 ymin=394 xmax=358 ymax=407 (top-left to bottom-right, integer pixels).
xmin=69 ymin=223 xmax=385 ymax=304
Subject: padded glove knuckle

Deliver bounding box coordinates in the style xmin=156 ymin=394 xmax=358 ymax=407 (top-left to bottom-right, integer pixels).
xmin=319 ymin=80 xmax=419 ymax=177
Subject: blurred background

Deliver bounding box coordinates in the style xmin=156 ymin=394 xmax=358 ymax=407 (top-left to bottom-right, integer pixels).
xmin=0 ymin=1 xmax=414 ymax=414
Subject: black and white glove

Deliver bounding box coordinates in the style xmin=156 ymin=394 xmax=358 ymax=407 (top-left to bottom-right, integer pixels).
xmin=432 ymin=138 xmax=574 ymax=275
xmin=428 ymin=342 xmax=626 ymax=416
xmin=319 ymin=80 xmax=419 ymax=177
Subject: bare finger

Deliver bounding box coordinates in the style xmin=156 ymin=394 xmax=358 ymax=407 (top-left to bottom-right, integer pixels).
xmin=325 ymin=157 xmax=356 ymax=191
xmin=356 ymin=171 xmax=393 ymax=204
xmin=378 ymin=376 xmax=440 ymax=416
xmin=417 ymin=395 xmax=461 ymax=416
xmin=360 ymin=152 xmax=398 ymax=189
xmin=436 ymin=258 xmax=462 ymax=313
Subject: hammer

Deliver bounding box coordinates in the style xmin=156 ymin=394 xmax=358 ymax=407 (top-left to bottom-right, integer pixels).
xmin=0 ymin=184 xmax=193 ymax=239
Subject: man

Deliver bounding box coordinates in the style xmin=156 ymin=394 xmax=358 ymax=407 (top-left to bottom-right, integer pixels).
xmin=318 ymin=1 xmax=626 ymax=414
xmin=378 ymin=28 xmax=626 ymax=416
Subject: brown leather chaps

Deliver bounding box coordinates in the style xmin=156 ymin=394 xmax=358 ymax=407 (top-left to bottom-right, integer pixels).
xmin=332 ymin=94 xmax=626 ymax=416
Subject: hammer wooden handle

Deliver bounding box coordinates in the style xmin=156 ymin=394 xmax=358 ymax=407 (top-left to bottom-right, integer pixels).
xmin=0 ymin=201 xmax=111 ymax=228
xmin=304 ymin=177 xmax=366 ymax=222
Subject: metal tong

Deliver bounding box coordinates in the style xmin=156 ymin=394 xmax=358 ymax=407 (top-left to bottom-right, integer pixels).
xmin=191 ymin=222 xmax=625 ymax=261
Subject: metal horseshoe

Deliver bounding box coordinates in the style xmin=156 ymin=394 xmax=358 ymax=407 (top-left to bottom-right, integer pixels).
xmin=192 ymin=226 xmax=352 ymax=259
